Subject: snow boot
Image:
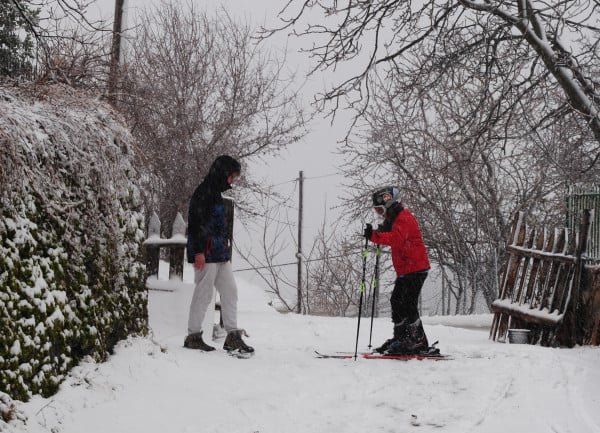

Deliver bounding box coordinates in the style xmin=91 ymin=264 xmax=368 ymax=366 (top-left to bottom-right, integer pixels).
xmin=385 ymin=319 xmax=429 ymax=355
xmin=223 ymin=329 xmax=254 ymax=353
xmin=183 ymin=331 xmax=215 ymax=351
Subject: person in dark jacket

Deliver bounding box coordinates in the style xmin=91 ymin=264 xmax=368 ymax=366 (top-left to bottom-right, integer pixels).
xmin=184 ymin=155 xmax=253 ymax=354
xmin=364 ymin=186 xmax=431 ymax=355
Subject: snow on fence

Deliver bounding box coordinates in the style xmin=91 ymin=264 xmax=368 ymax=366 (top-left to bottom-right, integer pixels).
xmin=143 ymin=212 xmax=187 ymax=282
xmin=490 ymin=210 xmax=592 ymax=346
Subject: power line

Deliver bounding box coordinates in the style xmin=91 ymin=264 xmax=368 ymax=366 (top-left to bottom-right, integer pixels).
xmin=233 ymin=253 xmax=349 ymax=273
xmin=271 ymin=171 xmax=340 ymax=188
xmin=304 ymin=172 xmax=340 ymax=181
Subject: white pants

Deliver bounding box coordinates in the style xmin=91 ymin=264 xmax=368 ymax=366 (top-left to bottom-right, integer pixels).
xmin=187 ymin=262 xmax=238 ymax=334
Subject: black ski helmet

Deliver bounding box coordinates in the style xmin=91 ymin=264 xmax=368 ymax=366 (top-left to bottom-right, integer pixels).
xmin=372 ymin=186 xmax=401 ymax=209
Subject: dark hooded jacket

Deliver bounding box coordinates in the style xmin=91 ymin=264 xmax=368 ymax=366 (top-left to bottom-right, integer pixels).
xmin=186 ymin=155 xmax=241 ymax=264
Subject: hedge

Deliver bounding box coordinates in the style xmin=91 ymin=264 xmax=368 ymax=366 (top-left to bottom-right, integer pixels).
xmin=0 ymin=83 xmax=147 ymax=401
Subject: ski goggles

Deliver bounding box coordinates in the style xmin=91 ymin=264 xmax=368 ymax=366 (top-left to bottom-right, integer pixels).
xmin=373 ymin=205 xmax=386 ymax=215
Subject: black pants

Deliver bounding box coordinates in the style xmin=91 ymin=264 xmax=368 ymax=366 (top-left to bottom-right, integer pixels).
xmin=390 ymin=272 xmax=428 ymax=324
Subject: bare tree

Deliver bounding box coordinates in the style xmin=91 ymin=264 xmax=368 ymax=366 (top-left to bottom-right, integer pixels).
xmin=261 ymin=0 xmax=600 ymax=313
xmin=340 ymin=45 xmax=599 ymax=313
xmin=9 ymin=0 xmax=113 ymax=83
xmin=36 ymin=26 xmax=110 ymax=88
xmin=234 ymin=189 xmax=386 ymax=317
xmin=234 ymin=188 xmax=298 ymax=313
xmin=119 ymin=2 xmax=306 ymax=233
xmin=304 ymin=221 xmax=373 ymax=317
xmin=267 ymin=0 xmax=600 ymax=165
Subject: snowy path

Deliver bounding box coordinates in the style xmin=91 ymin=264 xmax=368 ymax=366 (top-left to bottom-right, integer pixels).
xmin=8 ymin=277 xmax=600 ymax=433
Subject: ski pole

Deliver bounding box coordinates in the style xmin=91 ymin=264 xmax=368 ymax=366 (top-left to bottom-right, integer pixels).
xmin=368 ymin=244 xmax=380 ymax=350
xmin=354 ymin=234 xmax=369 ymax=361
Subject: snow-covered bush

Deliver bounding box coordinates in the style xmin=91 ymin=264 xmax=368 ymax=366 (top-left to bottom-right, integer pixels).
xmin=0 ymin=82 xmax=147 ymax=401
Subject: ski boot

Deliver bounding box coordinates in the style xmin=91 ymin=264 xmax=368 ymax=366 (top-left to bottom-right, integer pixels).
xmin=374 ymin=320 xmax=408 ymax=354
xmin=223 ymin=329 xmax=254 ymax=358
xmin=374 ymin=338 xmax=395 ymax=354
xmin=375 ymin=319 xmax=407 ymax=355
xmin=385 ymin=319 xmax=429 ymax=355
xmin=183 ymin=331 xmax=215 ymax=351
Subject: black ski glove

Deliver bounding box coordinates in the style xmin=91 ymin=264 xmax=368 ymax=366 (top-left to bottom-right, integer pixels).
xmin=364 ymin=223 xmax=373 ymax=240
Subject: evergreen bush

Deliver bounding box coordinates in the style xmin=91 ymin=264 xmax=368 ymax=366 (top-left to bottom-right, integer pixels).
xmin=0 ymin=83 xmax=147 ymax=401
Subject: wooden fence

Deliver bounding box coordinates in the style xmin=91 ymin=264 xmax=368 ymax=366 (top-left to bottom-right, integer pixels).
xmin=142 ymin=198 xmax=234 ymax=282
xmin=143 ymin=212 xmax=187 ymax=281
xmin=490 ymin=210 xmax=592 ymax=346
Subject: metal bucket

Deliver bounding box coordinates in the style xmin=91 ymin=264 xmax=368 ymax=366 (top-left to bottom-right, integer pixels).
xmin=508 ymin=329 xmax=531 ymax=344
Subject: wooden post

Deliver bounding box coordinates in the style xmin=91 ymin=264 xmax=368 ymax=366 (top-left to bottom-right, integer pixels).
xmin=145 ymin=212 xmax=161 ymax=279
xmin=568 ymin=209 xmax=593 ymax=346
xmin=297 ymin=170 xmax=304 ymax=314
xmin=169 ymin=212 xmax=186 ymax=280
xmin=108 ymin=0 xmax=126 ymax=103
xmin=224 ymin=198 xmax=234 ymax=261
xmin=490 ymin=212 xmax=526 ymax=341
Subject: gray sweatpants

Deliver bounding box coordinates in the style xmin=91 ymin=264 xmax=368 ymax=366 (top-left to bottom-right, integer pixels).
xmin=187 ymin=261 xmax=238 ymax=335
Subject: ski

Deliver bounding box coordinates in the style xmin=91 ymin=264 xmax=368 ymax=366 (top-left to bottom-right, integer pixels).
xmin=315 ymin=346 xmax=451 ymax=361
xmin=362 ymin=353 xmax=451 ymax=361
xmin=314 ymin=351 xmax=355 ymax=359
xmin=227 ymin=349 xmax=254 ymax=359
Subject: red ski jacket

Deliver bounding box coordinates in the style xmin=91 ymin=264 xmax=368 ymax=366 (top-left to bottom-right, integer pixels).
xmin=370 ymin=207 xmax=430 ymax=276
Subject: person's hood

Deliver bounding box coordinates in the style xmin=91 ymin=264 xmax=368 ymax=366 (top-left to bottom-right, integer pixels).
xmin=378 ymin=202 xmax=404 ymax=232
xmin=205 ymin=155 xmax=241 ymax=192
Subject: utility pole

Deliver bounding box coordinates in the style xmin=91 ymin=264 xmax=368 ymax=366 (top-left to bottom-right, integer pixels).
xmin=296 ymin=170 xmax=304 ymax=314
xmin=108 ymin=0 xmax=126 ymax=103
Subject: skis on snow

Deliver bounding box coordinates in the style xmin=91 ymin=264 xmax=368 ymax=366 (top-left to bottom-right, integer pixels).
xmin=361 ymin=352 xmax=450 ymax=361
xmin=314 ymin=351 xmax=451 ymax=361
xmin=314 ymin=346 xmax=451 ymax=361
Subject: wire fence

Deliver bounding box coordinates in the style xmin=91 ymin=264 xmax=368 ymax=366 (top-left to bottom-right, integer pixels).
xmin=566 ymin=185 xmax=600 ymax=263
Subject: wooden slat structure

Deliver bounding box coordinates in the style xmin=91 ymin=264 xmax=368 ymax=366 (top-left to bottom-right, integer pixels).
xmin=490 ymin=210 xmax=592 ymax=346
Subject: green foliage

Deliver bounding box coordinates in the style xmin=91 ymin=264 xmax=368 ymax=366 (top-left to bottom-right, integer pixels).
xmin=0 ymin=83 xmax=147 ymax=401
xmin=0 ymin=0 xmax=38 ymax=78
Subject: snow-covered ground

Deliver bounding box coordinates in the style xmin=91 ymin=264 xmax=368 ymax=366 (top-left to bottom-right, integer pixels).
xmin=6 ymin=265 xmax=600 ymax=433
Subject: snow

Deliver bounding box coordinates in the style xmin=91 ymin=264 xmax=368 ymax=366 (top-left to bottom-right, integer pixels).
xmin=5 ymin=264 xmax=600 ymax=433
xmin=491 ymin=298 xmax=563 ymax=325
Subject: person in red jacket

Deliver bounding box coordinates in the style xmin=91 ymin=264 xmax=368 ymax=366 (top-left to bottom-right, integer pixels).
xmin=364 ymin=186 xmax=431 ymax=355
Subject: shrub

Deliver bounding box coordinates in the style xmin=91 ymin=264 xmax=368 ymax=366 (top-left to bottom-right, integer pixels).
xmin=0 ymin=82 xmax=147 ymax=401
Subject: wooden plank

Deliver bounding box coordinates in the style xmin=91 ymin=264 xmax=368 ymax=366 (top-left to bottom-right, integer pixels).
xmin=541 ymin=228 xmax=567 ymax=311
xmin=519 ymin=229 xmax=545 ymax=305
xmin=504 ymin=245 xmax=577 ymax=264
xmin=528 ymin=229 xmax=553 ymax=344
xmin=491 ymin=213 xmax=524 ymax=341
xmin=507 ymin=225 xmax=536 ymax=333
xmin=530 ymin=228 xmax=554 ymax=310
xmin=522 ymin=229 xmax=546 ymax=306
xmin=145 ymin=245 xmax=160 ymax=279
xmin=491 ymin=300 xmax=563 ymax=326
xmin=540 ymin=229 xmax=570 ymax=346
xmin=566 ymin=209 xmax=593 ymax=346
xmin=168 ymin=246 xmax=185 ymax=280
xmin=548 ymin=229 xmax=574 ymax=315
xmin=495 ymin=214 xmax=528 ymax=342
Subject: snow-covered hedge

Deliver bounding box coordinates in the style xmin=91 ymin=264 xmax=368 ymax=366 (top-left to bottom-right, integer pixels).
xmin=0 ymin=83 xmax=147 ymax=401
